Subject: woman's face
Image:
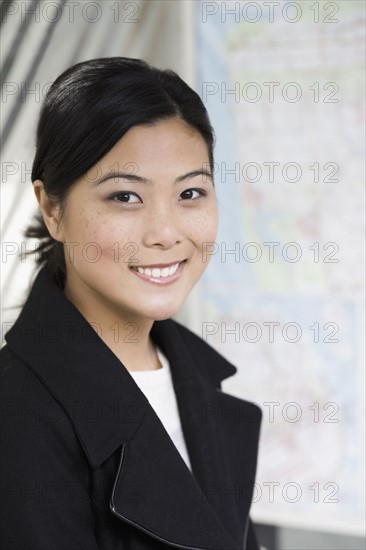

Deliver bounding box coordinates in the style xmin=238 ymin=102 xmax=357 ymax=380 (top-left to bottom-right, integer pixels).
xmin=53 ymin=117 xmax=218 ymax=323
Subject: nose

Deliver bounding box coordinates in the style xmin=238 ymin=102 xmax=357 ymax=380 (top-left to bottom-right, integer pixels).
xmin=142 ymin=204 xmax=183 ymax=249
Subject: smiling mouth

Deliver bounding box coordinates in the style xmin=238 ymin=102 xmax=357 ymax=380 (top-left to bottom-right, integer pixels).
xmin=129 ymin=260 xmax=187 ymax=280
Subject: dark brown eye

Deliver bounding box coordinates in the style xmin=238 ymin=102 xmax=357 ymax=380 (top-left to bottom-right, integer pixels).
xmin=111 ymin=192 xmax=141 ymax=203
xmin=179 ymin=188 xmax=206 ymax=201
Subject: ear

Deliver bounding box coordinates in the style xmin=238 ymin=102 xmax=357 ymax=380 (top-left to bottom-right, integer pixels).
xmin=33 ymin=180 xmax=65 ymax=242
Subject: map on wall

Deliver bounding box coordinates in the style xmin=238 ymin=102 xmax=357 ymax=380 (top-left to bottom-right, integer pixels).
xmin=195 ymin=0 xmax=365 ymax=535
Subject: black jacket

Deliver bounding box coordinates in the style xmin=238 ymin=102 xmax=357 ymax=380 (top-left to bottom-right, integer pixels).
xmin=0 ymin=266 xmax=262 ymax=550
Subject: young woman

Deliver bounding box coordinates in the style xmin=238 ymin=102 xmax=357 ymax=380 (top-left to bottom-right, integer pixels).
xmin=1 ymin=57 xmax=262 ymax=550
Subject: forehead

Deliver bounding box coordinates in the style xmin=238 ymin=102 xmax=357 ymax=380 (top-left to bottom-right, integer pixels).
xmin=99 ymin=118 xmax=210 ymax=167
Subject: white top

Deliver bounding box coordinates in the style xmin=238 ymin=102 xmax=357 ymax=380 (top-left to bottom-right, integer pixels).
xmin=128 ymin=347 xmax=193 ymax=472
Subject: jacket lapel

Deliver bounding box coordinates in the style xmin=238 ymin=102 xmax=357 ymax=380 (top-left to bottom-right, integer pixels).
xmin=109 ymin=402 xmax=240 ymax=549
xmin=108 ymin=319 xmax=244 ymax=549
xmin=150 ymin=319 xmax=248 ymax=542
xmin=5 ymin=266 xmax=259 ymax=549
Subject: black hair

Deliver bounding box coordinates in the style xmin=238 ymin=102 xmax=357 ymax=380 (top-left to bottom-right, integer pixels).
xmin=26 ymin=57 xmax=215 ymax=289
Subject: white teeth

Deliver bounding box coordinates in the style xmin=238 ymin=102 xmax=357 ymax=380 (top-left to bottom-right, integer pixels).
xmin=135 ymin=262 xmax=180 ymax=278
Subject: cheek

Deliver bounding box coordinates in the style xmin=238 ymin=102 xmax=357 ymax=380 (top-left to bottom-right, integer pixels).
xmin=192 ymin=204 xmax=218 ymax=244
xmin=64 ymin=210 xmax=106 ymax=247
xmin=62 ymin=205 xmax=138 ymax=266
xmin=97 ymin=218 xmax=141 ymax=265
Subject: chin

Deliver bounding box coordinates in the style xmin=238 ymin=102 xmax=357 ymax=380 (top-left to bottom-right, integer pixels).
xmin=150 ymin=309 xmax=179 ymax=322
xmin=144 ymin=302 xmax=183 ymax=322
xmin=151 ymin=313 xmax=174 ymax=322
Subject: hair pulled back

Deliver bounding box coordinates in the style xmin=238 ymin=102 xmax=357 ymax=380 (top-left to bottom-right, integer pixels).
xmin=26 ymin=57 xmax=215 ymax=288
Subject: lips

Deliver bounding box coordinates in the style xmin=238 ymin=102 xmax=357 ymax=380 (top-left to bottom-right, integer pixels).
xmin=130 ymin=260 xmax=187 ymax=269
xmin=129 ymin=260 xmax=187 ymax=285
xmin=131 ymin=263 xmax=179 ymax=278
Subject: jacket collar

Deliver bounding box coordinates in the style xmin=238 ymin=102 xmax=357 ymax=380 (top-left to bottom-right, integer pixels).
xmin=5 ymin=266 xmax=258 ymax=549
xmin=6 ymin=266 xmax=237 ymax=469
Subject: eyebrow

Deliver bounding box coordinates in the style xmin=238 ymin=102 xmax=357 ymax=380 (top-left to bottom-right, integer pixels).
xmin=94 ymin=169 xmax=214 ymax=186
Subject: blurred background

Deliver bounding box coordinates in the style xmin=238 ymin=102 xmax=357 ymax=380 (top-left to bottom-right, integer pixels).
xmin=1 ymin=1 xmax=365 ymax=548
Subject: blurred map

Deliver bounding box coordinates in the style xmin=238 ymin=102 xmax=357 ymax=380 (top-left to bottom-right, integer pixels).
xmin=195 ymin=0 xmax=365 ymax=535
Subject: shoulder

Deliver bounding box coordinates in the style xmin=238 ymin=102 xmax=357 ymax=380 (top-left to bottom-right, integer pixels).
xmin=1 ymin=343 xmax=39 ymax=398
xmin=0 ymin=348 xmax=97 ymax=550
xmin=0 ymin=344 xmax=82 ymax=462
xmin=1 ymin=343 xmax=55 ymax=404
